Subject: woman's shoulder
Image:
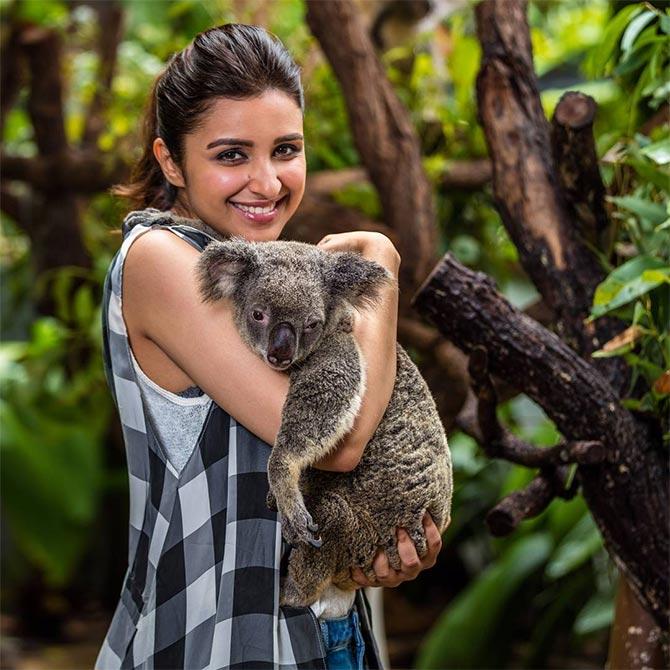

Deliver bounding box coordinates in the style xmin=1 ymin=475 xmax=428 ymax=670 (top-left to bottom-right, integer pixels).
xmin=122 ymin=207 xmax=221 ymax=251
xmin=120 ymin=206 xmax=173 ymax=236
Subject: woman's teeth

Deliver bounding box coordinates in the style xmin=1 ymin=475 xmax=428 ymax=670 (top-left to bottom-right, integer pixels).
xmin=233 ymin=202 xmax=276 ymax=214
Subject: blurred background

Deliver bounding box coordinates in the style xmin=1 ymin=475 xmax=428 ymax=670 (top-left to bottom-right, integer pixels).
xmin=1 ymin=0 xmax=668 ymax=668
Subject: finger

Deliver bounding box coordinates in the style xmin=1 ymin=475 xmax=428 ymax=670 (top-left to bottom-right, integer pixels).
xmin=372 ymin=550 xmax=391 ymax=581
xmin=422 ymin=515 xmax=443 ymax=567
xmin=397 ymin=528 xmax=421 ymax=577
xmin=373 ymin=551 xmax=406 ymax=588
xmin=350 ymin=566 xmax=374 ymax=588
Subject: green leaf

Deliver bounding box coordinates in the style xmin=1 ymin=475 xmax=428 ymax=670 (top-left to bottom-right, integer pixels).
xmin=621 ymin=10 xmax=656 ymax=54
xmin=545 ymin=514 xmax=603 ymax=579
xmin=614 ymin=44 xmax=654 ymax=77
xmin=574 ymin=592 xmax=615 ymax=634
xmin=622 ymin=352 xmax=665 ymax=383
xmin=592 ymin=270 xmax=670 ymax=318
xmin=450 ymin=234 xmax=481 ymax=265
xmin=0 ymin=399 xmax=107 ymax=586
xmin=624 ymin=156 xmax=670 ymax=191
xmin=586 ymin=4 xmax=643 ymax=75
xmin=591 ymin=257 xmax=669 ymax=319
xmin=609 ymin=196 xmax=668 ymax=225
xmin=594 ymin=255 xmax=665 ymax=301
xmin=416 ymin=534 xmax=553 ymax=669
xmin=26 ymin=317 xmax=68 ymax=357
xmin=639 ymin=138 xmax=670 ymax=165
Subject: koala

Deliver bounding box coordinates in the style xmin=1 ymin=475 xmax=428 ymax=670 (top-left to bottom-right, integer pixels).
xmin=197 ymin=237 xmax=452 ymax=608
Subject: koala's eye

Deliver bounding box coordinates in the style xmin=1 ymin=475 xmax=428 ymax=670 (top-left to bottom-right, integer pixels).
xmin=304 ymin=320 xmax=321 ymax=331
xmin=252 ymin=309 xmax=265 ymax=321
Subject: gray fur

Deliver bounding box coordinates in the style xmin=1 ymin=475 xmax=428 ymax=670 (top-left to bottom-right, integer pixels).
xmin=196 ymin=238 xmax=452 ymax=607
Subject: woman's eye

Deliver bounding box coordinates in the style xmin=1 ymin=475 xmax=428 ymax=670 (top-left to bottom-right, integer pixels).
xmin=252 ymin=310 xmax=265 ymax=321
xmin=274 ymin=144 xmax=300 ymax=158
xmin=216 ymin=149 xmax=245 ymax=162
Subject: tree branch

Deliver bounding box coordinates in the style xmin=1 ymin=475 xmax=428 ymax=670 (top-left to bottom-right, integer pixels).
xmin=551 ymin=91 xmax=609 ymax=250
xmin=305 ymin=0 xmax=437 ymax=294
xmin=413 ymin=251 xmax=669 ymax=627
xmin=486 ymin=467 xmax=574 ymax=536
xmin=474 ymin=0 xmax=629 ymax=394
xmin=466 ymin=345 xmax=605 ymax=466
xmin=1 ymin=151 xmax=127 ymax=193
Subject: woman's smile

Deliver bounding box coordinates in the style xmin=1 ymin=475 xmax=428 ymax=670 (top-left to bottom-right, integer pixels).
xmin=229 ymin=194 xmax=289 ymax=224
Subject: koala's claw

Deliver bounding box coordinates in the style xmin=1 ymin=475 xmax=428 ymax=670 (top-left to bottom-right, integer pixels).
xmin=281 ymin=508 xmax=321 ymax=548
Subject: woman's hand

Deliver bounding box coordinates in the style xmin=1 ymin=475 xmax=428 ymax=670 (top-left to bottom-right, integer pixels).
xmin=317 ymin=231 xmax=401 ymax=279
xmin=350 ymin=512 xmax=443 ymax=588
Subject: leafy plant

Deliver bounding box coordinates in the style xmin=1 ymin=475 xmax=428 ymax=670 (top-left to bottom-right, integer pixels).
xmin=584 ymin=2 xmax=670 ymax=129
xmin=585 ymin=3 xmax=670 ymax=442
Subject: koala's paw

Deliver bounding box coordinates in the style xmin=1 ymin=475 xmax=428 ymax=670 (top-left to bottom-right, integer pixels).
xmin=266 ymin=490 xmax=278 ymax=512
xmin=281 ymin=506 xmax=321 ymax=548
xmin=385 ymin=540 xmax=402 ymax=572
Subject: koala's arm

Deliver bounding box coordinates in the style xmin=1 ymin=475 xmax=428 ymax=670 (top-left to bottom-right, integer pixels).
xmin=123 ymin=229 xmax=394 ymax=472
xmin=313 ymin=239 xmax=400 ymax=472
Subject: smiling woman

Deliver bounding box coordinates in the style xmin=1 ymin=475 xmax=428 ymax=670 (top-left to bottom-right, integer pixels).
xmin=97 ymin=21 xmax=439 ymax=670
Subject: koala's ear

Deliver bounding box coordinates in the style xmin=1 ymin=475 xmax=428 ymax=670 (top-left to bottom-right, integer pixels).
xmin=325 ymin=251 xmax=394 ymax=310
xmin=197 ymin=239 xmax=258 ymax=302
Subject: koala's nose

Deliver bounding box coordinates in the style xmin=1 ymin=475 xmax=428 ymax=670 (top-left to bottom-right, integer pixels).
xmin=267 ymin=322 xmax=296 ymax=367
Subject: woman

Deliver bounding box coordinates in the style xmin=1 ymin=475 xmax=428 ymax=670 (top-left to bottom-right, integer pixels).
xmin=96 ymin=23 xmax=442 ymax=670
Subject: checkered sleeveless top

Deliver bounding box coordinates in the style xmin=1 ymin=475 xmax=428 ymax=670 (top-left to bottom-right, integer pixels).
xmin=95 ymin=209 xmax=382 ymax=670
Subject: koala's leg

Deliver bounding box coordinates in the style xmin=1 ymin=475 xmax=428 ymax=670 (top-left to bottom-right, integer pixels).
xmin=282 ymin=492 xmax=361 ymax=606
xmin=281 ymin=544 xmax=335 ymax=607
xmin=268 ymin=452 xmax=320 ymax=547
xmin=268 ymin=335 xmax=364 ymax=547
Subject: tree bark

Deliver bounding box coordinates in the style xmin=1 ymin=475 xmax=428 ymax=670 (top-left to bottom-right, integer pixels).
xmin=607 ymin=576 xmax=668 ymax=669
xmin=305 ymin=0 xmax=437 ymax=295
xmin=550 ymin=91 xmax=610 ymax=251
xmin=412 ymin=252 xmax=669 ymax=628
xmin=474 ymin=0 xmax=628 ymax=394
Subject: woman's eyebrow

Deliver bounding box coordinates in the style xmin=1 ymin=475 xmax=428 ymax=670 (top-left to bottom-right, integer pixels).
xmin=206 ymin=134 xmax=304 ymax=150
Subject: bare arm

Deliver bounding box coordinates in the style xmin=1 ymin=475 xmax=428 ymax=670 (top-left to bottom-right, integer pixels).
xmin=123 ymin=229 xmax=399 ymax=472
xmin=312 ymin=233 xmax=400 ymax=471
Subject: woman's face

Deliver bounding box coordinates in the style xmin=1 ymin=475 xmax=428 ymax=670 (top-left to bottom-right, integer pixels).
xmin=155 ymin=90 xmax=306 ymax=242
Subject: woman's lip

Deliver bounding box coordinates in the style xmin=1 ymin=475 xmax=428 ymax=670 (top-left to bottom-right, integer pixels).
xmin=230 ymin=195 xmax=287 ymax=223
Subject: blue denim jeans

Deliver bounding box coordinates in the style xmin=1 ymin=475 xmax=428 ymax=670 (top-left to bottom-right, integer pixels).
xmin=319 ymin=606 xmax=366 ymax=670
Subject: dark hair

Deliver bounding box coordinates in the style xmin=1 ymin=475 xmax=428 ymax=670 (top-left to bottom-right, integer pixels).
xmin=113 ymin=24 xmax=304 ymax=211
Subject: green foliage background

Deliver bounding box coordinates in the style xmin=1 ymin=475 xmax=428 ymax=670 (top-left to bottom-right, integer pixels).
xmin=1 ymin=0 xmax=668 ymax=667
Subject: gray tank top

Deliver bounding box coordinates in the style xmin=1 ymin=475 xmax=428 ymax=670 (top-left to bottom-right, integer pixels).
xmin=129 ymin=349 xmax=212 ymax=474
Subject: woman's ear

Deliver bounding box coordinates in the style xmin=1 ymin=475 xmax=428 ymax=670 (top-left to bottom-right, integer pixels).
xmin=197 ymin=239 xmax=259 ymax=302
xmin=152 ymin=137 xmax=186 ymax=188
xmin=325 ymin=251 xmax=394 ymax=311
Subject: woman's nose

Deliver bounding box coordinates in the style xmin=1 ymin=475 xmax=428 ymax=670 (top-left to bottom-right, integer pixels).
xmin=247 ymin=160 xmax=282 ymax=198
